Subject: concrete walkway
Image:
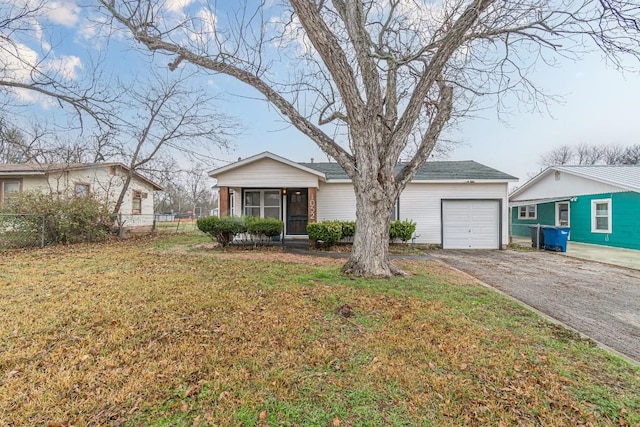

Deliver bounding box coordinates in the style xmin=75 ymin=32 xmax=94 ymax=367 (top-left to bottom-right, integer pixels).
xmin=511 ymin=237 xmax=640 ymax=271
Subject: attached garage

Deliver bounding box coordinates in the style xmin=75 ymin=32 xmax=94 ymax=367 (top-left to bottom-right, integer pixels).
xmin=442 ymin=199 xmax=501 ymax=249
xmin=211 ymin=152 xmax=517 ymax=246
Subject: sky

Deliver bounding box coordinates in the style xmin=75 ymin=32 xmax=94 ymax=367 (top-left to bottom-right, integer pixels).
xmin=2 ymin=0 xmax=640 ymax=188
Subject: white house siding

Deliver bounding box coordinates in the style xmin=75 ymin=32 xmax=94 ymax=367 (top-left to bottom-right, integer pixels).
xmin=316 ymin=182 xmax=357 ymax=221
xmin=15 ymin=167 xmax=156 ymax=230
xmin=511 ymin=171 xmax=624 ymax=201
xmin=215 ymin=158 xmax=320 ymax=189
xmin=400 ymin=182 xmax=509 ymax=245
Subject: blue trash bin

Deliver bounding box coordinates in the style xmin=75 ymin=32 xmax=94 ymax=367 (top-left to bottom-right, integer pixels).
xmin=541 ymin=227 xmax=570 ymax=252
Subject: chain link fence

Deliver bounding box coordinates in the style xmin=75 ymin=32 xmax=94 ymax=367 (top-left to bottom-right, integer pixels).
xmin=0 ymin=214 xmax=46 ymax=250
xmin=0 ymin=213 xmax=205 ymax=251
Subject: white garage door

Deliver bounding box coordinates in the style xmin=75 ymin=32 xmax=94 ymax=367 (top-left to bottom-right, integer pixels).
xmin=442 ymin=200 xmax=500 ymax=249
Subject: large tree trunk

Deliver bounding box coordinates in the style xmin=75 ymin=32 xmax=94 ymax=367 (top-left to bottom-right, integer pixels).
xmin=342 ymin=160 xmax=405 ymax=278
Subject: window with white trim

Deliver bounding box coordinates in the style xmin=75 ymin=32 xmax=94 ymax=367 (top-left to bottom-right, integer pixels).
xmin=229 ymin=189 xmax=235 ymax=216
xmin=518 ymin=204 xmax=537 ymax=219
xmin=244 ymin=190 xmax=281 ymax=219
xmin=591 ymin=198 xmax=612 ymax=233
xmin=132 ymin=190 xmax=143 ymax=214
xmin=1 ymin=179 xmax=21 ymax=204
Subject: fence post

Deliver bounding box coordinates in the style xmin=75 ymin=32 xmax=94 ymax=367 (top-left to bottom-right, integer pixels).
xmin=40 ymin=215 xmax=45 ymax=248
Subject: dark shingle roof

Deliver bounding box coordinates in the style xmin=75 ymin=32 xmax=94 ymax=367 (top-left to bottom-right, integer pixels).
xmin=298 ymin=160 xmax=517 ymax=181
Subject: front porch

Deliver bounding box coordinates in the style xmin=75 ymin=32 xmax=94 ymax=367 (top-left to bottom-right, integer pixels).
xmin=218 ymin=186 xmax=317 ymax=238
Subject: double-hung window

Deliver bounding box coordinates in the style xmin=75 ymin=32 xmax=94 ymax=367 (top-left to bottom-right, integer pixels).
xmin=132 ymin=190 xmax=143 ymax=214
xmin=244 ymin=190 xmax=281 ymax=219
xmin=518 ymin=205 xmax=537 ymax=220
xmin=591 ymin=199 xmax=612 ymax=233
xmin=1 ymin=180 xmax=21 ymax=204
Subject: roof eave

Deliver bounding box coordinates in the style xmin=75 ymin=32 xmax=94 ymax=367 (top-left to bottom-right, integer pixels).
xmin=209 ymin=151 xmax=327 ymax=180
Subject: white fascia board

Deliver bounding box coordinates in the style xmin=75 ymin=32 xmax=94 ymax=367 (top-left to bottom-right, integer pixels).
xmin=0 ymin=171 xmax=46 ymax=176
xmin=209 ymin=151 xmax=326 ymax=180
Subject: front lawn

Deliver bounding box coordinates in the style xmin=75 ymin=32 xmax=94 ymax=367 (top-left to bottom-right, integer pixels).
xmin=0 ymin=234 xmax=638 ymax=426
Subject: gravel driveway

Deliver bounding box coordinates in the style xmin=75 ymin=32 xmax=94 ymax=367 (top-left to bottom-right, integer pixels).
xmin=431 ymin=249 xmax=640 ymax=363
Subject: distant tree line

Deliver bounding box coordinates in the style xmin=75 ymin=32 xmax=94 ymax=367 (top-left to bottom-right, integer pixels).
xmin=539 ymin=143 xmax=640 ymax=167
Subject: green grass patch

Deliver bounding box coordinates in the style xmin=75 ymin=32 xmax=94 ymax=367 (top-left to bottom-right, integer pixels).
xmin=0 ymin=237 xmax=637 ymax=426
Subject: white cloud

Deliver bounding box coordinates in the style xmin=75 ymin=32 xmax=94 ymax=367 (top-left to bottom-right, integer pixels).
xmin=165 ymin=0 xmax=196 ymax=13
xmin=187 ymin=7 xmax=218 ymax=45
xmin=44 ymin=1 xmax=81 ymax=27
xmin=46 ymin=55 xmax=83 ymax=80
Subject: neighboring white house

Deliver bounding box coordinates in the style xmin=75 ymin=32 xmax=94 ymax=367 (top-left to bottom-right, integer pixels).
xmin=0 ymin=162 xmax=163 ymax=233
xmin=209 ymin=152 xmax=518 ymax=249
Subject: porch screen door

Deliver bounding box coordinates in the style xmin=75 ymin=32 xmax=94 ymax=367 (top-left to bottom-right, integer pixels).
xmin=286 ymin=189 xmax=308 ymax=235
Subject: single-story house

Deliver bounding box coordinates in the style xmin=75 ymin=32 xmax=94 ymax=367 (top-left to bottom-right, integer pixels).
xmin=509 ymin=165 xmax=640 ymax=250
xmin=208 ymin=152 xmax=517 ymax=249
xmin=0 ymin=162 xmax=163 ymax=233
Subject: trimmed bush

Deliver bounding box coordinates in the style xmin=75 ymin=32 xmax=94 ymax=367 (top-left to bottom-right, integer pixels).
xmin=245 ymin=216 xmax=284 ymax=238
xmin=389 ymin=219 xmax=416 ymax=242
xmin=307 ymin=220 xmax=343 ymax=247
xmin=197 ymin=216 xmax=246 ymax=247
xmin=1 ymin=191 xmax=113 ymax=244
xmin=340 ymin=221 xmax=356 ymax=240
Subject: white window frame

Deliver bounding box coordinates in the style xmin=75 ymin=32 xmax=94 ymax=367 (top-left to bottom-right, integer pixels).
xmin=555 ymin=201 xmax=570 ymax=227
xmin=1 ymin=179 xmax=21 ymax=204
xmin=229 ymin=189 xmax=235 ymax=216
xmin=132 ymin=190 xmax=143 ymax=215
xmin=518 ymin=204 xmax=537 ymax=220
xmin=243 ymin=189 xmax=281 ymax=219
xmin=591 ymin=198 xmax=612 ymax=233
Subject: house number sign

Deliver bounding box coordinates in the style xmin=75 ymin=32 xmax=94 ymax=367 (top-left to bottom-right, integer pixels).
xmin=309 ymin=192 xmax=316 ymax=221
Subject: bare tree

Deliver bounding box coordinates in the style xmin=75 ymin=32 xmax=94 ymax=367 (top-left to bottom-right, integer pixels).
xmin=582 ymin=144 xmax=604 ymax=165
xmin=102 ymin=1 xmax=640 ymax=277
xmin=539 ymin=145 xmax=575 ymax=167
xmin=183 ymin=164 xmax=213 ymax=219
xmin=1 ymin=1 xmax=117 ymax=130
xmin=110 ymin=73 xmax=234 ymax=215
xmin=602 ymin=144 xmax=625 ymax=164
xmin=620 ymin=144 xmax=640 ymax=165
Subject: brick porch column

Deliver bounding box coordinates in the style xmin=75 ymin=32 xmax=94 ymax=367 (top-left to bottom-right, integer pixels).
xmin=308 ymin=187 xmax=317 ymax=223
xmin=219 ymin=186 xmax=229 ymax=217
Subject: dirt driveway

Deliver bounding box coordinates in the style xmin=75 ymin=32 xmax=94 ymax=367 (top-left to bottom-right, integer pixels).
xmin=431 ymin=249 xmax=640 ymax=363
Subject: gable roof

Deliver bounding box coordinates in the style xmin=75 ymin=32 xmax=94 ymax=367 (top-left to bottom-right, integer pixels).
xmin=299 ymin=160 xmax=517 ymax=182
xmin=510 ymin=165 xmax=640 ymax=199
xmin=208 ymin=151 xmax=326 ymax=179
xmin=0 ymin=162 xmax=163 ymax=191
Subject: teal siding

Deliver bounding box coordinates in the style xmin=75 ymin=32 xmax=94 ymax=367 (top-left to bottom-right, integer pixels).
xmin=569 ymin=192 xmax=640 ymax=250
xmin=511 ymin=202 xmax=555 ymax=237
xmin=511 ymin=191 xmax=640 ymax=249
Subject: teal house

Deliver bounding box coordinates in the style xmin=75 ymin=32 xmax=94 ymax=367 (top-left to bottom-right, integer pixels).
xmin=509 ymin=165 xmax=640 ymax=250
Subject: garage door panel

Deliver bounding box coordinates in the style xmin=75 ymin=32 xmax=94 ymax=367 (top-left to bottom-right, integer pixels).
xmin=442 ymin=200 xmax=500 ymax=249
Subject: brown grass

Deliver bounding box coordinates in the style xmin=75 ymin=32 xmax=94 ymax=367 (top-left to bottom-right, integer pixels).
xmin=0 ymin=235 xmax=638 ymax=426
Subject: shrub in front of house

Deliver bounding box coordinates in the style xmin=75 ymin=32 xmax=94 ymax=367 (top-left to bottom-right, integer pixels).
xmin=197 ymin=216 xmax=246 ymax=247
xmin=389 ymin=219 xmax=416 ymax=242
xmin=307 ymin=219 xmax=417 ymax=247
xmin=1 ymin=191 xmax=113 ymax=244
xmin=197 ymin=216 xmax=284 ymax=246
xmin=340 ymin=221 xmax=356 ymax=241
xmin=245 ymin=216 xmax=284 ymax=240
xmin=307 ymin=220 xmax=343 ymax=247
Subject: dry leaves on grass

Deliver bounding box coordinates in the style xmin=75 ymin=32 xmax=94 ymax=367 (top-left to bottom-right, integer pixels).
xmin=0 ymin=237 xmax=637 ymax=426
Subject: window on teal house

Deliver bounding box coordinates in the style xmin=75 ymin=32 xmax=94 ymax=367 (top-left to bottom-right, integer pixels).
xmin=518 ymin=204 xmax=537 ymax=220
xmin=591 ymin=199 xmax=611 ymax=233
